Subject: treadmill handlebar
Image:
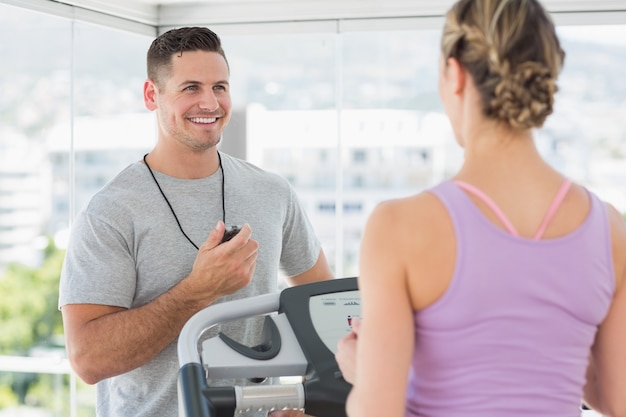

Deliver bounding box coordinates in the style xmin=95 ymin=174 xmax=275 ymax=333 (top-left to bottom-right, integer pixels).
xmin=178 ymin=292 xmax=281 ymax=367
xmin=200 ymin=384 xmax=305 ymax=417
xmin=233 ymin=383 xmax=305 ymax=414
xmin=180 ymin=363 xmax=212 ymax=417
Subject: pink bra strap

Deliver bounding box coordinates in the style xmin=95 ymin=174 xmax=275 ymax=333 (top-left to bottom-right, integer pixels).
xmin=454 ymin=179 xmax=573 ymax=240
xmin=533 ymin=179 xmax=572 ymax=240
xmin=454 ymin=180 xmax=519 ymax=237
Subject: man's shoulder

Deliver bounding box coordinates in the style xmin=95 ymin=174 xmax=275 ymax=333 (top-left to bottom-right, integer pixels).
xmin=82 ymin=161 xmax=147 ymax=215
xmin=221 ymin=153 xmax=289 ymax=186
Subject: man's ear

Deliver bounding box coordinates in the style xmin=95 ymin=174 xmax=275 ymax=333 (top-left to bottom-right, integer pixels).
xmin=143 ymin=79 xmax=157 ymax=111
xmin=446 ymin=57 xmax=466 ymax=95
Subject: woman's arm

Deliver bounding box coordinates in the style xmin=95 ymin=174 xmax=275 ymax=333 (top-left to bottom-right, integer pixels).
xmin=583 ymin=205 xmax=626 ymax=416
xmin=344 ymin=201 xmax=415 ymax=417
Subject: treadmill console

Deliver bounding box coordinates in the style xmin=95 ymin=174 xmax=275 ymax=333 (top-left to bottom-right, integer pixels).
xmin=279 ymin=277 xmax=359 ymax=417
xmin=308 ymin=290 xmax=360 ymax=354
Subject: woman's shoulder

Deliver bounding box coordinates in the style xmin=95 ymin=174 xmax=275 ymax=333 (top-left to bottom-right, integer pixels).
xmin=374 ymin=187 xmax=451 ymax=224
xmin=367 ymin=188 xmax=453 ymax=249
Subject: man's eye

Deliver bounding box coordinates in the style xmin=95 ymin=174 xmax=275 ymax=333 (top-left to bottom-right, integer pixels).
xmin=214 ymin=85 xmax=226 ymax=91
xmin=184 ymin=85 xmax=198 ymax=91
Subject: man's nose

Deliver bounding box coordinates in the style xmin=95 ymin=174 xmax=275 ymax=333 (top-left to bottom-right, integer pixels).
xmin=199 ymin=91 xmax=219 ymax=111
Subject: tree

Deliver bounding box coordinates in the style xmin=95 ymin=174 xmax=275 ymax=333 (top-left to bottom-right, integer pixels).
xmin=0 ymin=238 xmax=66 ymax=407
xmin=0 ymin=238 xmax=65 ymax=354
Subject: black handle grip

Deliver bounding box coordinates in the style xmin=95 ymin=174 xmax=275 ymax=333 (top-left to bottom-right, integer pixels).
xmin=180 ymin=363 xmax=211 ymax=417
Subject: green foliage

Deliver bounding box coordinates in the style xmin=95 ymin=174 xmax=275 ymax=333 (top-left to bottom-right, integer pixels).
xmin=22 ymin=375 xmax=96 ymax=417
xmin=0 ymin=238 xmax=71 ymax=411
xmin=24 ymin=374 xmax=60 ymax=409
xmin=0 ymin=384 xmax=18 ymax=408
xmin=0 ymin=238 xmax=65 ymax=355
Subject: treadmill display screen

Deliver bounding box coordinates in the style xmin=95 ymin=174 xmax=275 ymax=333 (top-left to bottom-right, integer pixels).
xmin=308 ymin=290 xmax=361 ymax=353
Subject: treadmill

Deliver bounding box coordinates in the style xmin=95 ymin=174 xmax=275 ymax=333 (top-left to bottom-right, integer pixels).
xmin=177 ymin=277 xmax=360 ymax=417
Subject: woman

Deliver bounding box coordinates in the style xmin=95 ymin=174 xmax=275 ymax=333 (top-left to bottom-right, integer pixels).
xmin=335 ymin=0 xmax=626 ymax=416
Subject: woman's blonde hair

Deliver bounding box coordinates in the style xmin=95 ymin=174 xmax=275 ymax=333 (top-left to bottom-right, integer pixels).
xmin=441 ymin=0 xmax=565 ymax=129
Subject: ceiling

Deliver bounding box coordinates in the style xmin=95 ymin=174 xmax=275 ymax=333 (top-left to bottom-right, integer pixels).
xmin=6 ymin=0 xmax=626 ymax=32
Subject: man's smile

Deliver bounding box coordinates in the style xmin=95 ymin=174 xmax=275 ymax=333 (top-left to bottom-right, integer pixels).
xmin=188 ymin=117 xmax=217 ymax=124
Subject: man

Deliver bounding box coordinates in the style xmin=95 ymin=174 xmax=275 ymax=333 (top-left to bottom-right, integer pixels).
xmin=59 ymin=26 xmax=333 ymax=417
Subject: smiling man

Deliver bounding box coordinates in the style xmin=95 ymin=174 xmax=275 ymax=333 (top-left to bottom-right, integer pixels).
xmin=58 ymin=27 xmax=332 ymax=417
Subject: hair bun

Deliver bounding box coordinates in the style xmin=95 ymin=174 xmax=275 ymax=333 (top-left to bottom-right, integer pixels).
xmin=489 ymin=61 xmax=557 ymax=129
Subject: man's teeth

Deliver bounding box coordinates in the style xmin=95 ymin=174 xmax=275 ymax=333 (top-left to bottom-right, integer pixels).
xmin=189 ymin=117 xmax=217 ymax=124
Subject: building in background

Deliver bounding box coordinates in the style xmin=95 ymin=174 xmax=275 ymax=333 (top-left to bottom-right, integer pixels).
xmin=246 ymin=105 xmax=459 ymax=275
xmin=0 ymin=128 xmax=51 ymax=268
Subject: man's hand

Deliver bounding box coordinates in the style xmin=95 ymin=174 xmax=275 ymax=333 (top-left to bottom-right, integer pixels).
xmin=185 ymin=221 xmax=259 ymax=306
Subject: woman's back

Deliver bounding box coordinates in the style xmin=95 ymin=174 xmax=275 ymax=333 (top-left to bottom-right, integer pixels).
xmin=403 ymin=180 xmax=615 ymax=416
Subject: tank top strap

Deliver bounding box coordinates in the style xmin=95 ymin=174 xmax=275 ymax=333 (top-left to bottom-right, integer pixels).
xmin=453 ymin=179 xmax=573 ymax=240
xmin=453 ymin=180 xmax=519 ymax=237
xmin=533 ymin=179 xmax=572 ymax=240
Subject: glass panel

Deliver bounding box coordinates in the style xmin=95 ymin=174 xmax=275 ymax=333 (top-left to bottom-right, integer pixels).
xmin=339 ymin=30 xmax=458 ymax=277
xmin=224 ymin=24 xmax=626 ymax=281
xmin=222 ymin=34 xmax=340 ymax=274
xmin=552 ymin=25 xmax=626 ymax=214
xmin=0 ymin=4 xmax=71 ymax=268
xmin=223 ymin=30 xmax=456 ymax=278
xmin=68 ymin=22 xmax=154 ymax=221
xmin=0 ymin=4 xmax=152 ymax=415
xmin=0 ymin=5 xmax=74 ymax=415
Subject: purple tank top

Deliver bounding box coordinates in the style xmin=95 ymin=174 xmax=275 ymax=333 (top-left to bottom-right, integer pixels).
xmin=405 ymin=180 xmax=615 ymax=417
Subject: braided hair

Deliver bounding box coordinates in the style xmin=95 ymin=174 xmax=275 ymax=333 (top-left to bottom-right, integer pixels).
xmin=441 ymin=0 xmax=565 ymax=129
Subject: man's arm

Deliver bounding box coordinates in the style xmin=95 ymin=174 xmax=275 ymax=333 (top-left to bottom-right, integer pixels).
xmin=284 ymin=249 xmax=333 ymax=287
xmin=62 ymin=222 xmax=258 ymax=384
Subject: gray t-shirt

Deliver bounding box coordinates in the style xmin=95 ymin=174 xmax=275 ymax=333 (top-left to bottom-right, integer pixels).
xmin=59 ymin=153 xmax=321 ymax=417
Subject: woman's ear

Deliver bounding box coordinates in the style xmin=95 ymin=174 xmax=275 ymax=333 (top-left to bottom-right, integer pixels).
xmin=446 ymin=57 xmax=467 ymax=96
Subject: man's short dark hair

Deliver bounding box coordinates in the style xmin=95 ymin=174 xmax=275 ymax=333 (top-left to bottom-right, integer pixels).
xmin=147 ymin=26 xmax=229 ymax=87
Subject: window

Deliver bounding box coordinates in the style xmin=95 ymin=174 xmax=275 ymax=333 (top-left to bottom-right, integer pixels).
xmin=0 ymin=3 xmax=152 ymax=415
xmin=0 ymin=2 xmax=624 ymax=415
xmin=223 ymin=24 xmax=626 ymax=279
